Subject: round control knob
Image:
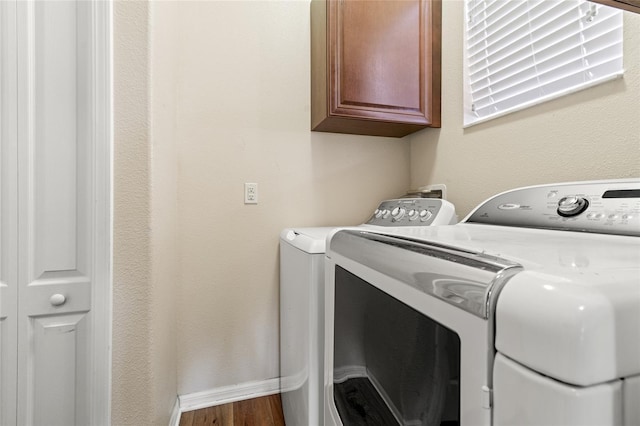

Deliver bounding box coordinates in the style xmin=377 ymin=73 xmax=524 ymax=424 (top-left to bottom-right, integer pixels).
xmin=374 ymin=209 xmax=383 ymax=219
xmin=408 ymin=209 xmax=419 ymax=221
xmin=381 ymin=209 xmax=391 ymax=219
xmin=557 ymin=196 xmax=589 ymax=217
xmin=419 ymin=210 xmax=433 ymax=222
xmin=391 ymin=207 xmax=406 ymax=222
xmin=50 ymin=294 xmax=66 ymax=307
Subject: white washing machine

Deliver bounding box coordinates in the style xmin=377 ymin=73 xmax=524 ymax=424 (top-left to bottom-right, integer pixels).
xmin=280 ymin=198 xmax=457 ymax=426
xmin=324 ymin=179 xmax=640 ymax=426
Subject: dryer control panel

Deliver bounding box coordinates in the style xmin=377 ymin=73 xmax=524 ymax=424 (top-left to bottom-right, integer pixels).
xmin=365 ymin=198 xmax=457 ymax=227
xmin=465 ymin=179 xmax=640 ymax=236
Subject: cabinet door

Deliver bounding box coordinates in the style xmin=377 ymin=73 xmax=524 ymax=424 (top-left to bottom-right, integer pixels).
xmin=311 ymin=0 xmax=441 ymax=137
xmin=0 ymin=2 xmax=19 ymax=424
xmin=589 ymin=0 xmax=640 ymax=14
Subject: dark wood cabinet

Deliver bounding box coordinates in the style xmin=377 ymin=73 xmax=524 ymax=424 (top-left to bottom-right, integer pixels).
xmin=311 ymin=0 xmax=441 ymax=138
xmin=590 ymin=0 xmax=640 ymax=14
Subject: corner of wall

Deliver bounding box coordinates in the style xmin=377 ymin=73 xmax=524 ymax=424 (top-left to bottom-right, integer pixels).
xmin=114 ymin=1 xmax=180 ymax=425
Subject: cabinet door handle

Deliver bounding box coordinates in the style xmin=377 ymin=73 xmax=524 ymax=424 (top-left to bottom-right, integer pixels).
xmin=50 ymin=294 xmax=67 ymax=306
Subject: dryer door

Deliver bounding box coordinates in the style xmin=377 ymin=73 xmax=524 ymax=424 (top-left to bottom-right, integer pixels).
xmin=324 ymin=230 xmax=522 ymax=426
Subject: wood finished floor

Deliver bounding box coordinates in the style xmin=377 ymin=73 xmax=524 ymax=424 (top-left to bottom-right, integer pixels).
xmin=179 ymin=394 xmax=285 ymax=426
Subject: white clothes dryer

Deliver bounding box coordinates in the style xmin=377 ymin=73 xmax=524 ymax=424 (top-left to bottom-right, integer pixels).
xmin=323 ymin=179 xmax=640 ymax=426
xmin=280 ymin=198 xmax=457 ymax=426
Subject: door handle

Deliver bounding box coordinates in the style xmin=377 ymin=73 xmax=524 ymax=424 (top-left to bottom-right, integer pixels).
xmin=50 ymin=293 xmax=67 ymax=307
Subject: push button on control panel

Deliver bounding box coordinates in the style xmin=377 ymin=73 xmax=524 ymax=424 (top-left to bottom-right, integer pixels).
xmin=587 ymin=213 xmax=606 ymax=220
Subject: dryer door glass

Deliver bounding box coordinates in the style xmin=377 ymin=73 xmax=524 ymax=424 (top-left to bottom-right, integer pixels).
xmin=333 ymin=266 xmax=461 ymax=426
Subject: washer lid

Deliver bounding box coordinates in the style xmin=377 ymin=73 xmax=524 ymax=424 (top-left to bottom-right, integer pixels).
xmin=280 ymin=227 xmax=335 ymax=254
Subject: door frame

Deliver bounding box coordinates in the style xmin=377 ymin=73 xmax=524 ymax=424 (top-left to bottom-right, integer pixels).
xmin=90 ymin=1 xmax=113 ymax=424
xmin=0 ymin=1 xmax=19 ymax=424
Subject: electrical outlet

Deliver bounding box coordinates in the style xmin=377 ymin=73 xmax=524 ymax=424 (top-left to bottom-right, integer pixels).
xmin=244 ymin=183 xmax=258 ymax=204
xmin=417 ymin=183 xmax=447 ymax=200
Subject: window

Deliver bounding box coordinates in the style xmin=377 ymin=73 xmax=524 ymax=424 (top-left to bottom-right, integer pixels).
xmin=464 ymin=0 xmax=623 ymax=127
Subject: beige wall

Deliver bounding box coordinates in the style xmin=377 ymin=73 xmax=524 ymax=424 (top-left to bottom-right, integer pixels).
xmin=113 ymin=0 xmax=409 ymax=423
xmin=410 ymin=3 xmax=640 ymax=216
xmin=149 ymin=1 xmax=179 ymax=423
xmin=113 ymin=1 xmax=153 ymax=424
xmin=173 ymin=0 xmax=410 ymax=394
xmin=113 ymin=1 xmax=179 ymax=424
xmin=113 ymin=1 xmax=639 ymax=424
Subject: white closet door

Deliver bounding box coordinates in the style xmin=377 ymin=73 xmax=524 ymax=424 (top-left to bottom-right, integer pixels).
xmin=14 ymin=1 xmax=111 ymax=425
xmin=1 ymin=2 xmax=19 ymax=425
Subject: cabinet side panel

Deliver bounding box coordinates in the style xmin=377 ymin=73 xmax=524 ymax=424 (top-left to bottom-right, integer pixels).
xmin=426 ymin=0 xmax=442 ymax=128
xmin=311 ymin=0 xmax=328 ymax=129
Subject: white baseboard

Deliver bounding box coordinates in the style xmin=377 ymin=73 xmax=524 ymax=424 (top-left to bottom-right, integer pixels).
xmin=178 ymin=377 xmax=281 ymax=413
xmin=169 ymin=397 xmax=181 ymax=426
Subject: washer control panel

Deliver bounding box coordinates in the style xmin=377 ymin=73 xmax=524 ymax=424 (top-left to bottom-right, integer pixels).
xmin=465 ymin=179 xmax=640 ymax=236
xmin=365 ymin=198 xmax=457 ymax=227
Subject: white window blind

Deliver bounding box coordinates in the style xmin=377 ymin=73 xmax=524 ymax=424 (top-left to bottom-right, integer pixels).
xmin=463 ymin=0 xmax=623 ymax=127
